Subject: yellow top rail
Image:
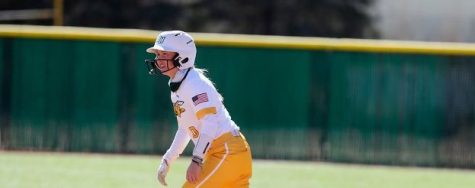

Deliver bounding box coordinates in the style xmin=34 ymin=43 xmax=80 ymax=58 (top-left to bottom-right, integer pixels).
xmin=1 ymin=24 xmax=475 ymax=56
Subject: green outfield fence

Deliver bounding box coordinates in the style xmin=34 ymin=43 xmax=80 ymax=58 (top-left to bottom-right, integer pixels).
xmin=1 ymin=25 xmax=475 ymax=168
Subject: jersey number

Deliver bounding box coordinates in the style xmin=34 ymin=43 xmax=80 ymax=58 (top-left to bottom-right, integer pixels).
xmin=188 ymin=126 xmax=199 ymax=139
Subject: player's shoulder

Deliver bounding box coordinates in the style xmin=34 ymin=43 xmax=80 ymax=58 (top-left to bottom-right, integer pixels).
xmin=181 ymin=69 xmax=213 ymax=93
xmin=184 ymin=68 xmax=211 ymax=86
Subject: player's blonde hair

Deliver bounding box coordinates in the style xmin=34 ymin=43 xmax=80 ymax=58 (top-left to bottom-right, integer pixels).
xmin=195 ymin=67 xmax=224 ymax=101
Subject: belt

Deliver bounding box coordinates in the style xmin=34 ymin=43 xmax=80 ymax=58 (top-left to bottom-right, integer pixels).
xmin=212 ymin=129 xmax=243 ymax=147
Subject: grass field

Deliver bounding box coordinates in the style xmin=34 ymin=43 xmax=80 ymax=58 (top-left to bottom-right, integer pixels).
xmin=1 ymin=151 xmax=475 ymax=188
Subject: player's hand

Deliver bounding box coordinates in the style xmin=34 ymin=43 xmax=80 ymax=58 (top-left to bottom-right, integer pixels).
xmin=157 ymin=159 xmax=170 ymax=186
xmin=186 ymin=161 xmax=202 ymax=184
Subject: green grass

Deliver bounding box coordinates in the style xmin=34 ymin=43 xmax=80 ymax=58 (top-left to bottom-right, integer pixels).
xmin=1 ymin=151 xmax=475 ymax=188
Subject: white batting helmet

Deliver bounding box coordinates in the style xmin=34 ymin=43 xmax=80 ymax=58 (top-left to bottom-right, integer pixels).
xmin=146 ymin=30 xmax=196 ymax=70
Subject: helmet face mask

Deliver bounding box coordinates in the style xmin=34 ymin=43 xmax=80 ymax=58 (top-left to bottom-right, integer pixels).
xmin=145 ymin=58 xmax=159 ymax=75
xmin=144 ymin=53 xmax=180 ymax=75
xmin=145 ymin=31 xmax=196 ymax=74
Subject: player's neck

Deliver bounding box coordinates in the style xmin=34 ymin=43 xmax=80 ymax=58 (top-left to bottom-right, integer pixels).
xmin=170 ymin=68 xmax=190 ymax=82
xmin=168 ymin=68 xmax=191 ymax=92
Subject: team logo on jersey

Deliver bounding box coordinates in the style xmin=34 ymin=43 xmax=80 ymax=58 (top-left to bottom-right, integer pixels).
xmin=173 ymin=100 xmax=185 ymax=117
xmin=188 ymin=126 xmax=199 ymax=139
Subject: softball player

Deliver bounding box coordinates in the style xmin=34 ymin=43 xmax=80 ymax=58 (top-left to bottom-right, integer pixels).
xmin=145 ymin=30 xmax=252 ymax=188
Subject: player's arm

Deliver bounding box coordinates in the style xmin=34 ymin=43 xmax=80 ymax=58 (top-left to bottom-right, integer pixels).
xmin=186 ymin=88 xmax=222 ymax=183
xmin=187 ymin=83 xmax=223 ymax=165
xmin=158 ymin=127 xmax=190 ymax=186
xmin=191 ymin=113 xmax=219 ymax=164
xmin=163 ymin=127 xmax=190 ymax=164
xmin=182 ymin=78 xmax=223 ymax=183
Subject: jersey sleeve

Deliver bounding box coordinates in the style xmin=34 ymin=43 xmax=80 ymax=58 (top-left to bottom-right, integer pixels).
xmin=185 ymin=78 xmax=223 ymax=137
xmin=183 ymin=77 xmax=223 ymax=160
xmin=162 ymin=126 xmax=190 ymax=165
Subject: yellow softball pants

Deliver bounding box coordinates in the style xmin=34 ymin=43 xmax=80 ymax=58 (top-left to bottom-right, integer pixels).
xmin=183 ymin=130 xmax=252 ymax=188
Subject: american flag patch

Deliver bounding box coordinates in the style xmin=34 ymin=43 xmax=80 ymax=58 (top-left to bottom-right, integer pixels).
xmin=192 ymin=93 xmax=209 ymax=106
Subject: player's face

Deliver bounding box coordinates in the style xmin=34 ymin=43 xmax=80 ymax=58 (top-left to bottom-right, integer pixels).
xmin=154 ymin=50 xmax=178 ymax=76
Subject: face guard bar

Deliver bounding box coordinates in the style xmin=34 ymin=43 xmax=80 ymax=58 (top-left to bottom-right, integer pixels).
xmin=145 ymin=59 xmax=159 ymax=75
xmin=144 ymin=54 xmax=180 ymax=75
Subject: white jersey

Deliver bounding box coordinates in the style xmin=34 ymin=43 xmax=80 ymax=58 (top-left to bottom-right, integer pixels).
xmin=162 ymin=68 xmax=239 ymax=164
